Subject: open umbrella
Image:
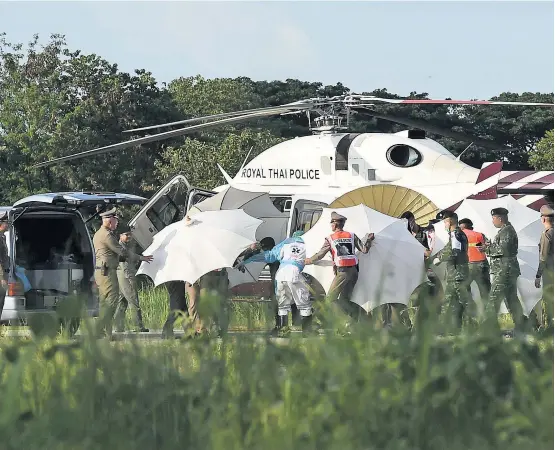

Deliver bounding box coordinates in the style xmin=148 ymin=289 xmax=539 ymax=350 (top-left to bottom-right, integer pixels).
xmin=188 ymin=186 xmax=289 ymax=288
xmin=429 ymin=196 xmax=543 ymax=316
xmin=302 ymin=205 xmax=427 ymax=313
xmin=136 ymin=209 xmax=262 ymax=286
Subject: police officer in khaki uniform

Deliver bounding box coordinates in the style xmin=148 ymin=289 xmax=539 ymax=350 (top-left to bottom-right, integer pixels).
xmin=304 ymin=212 xmax=372 ymax=327
xmin=93 ymin=208 xmax=153 ymax=337
xmin=535 ymin=204 xmax=554 ymax=332
xmin=0 ymin=211 xmax=9 ymax=316
xmin=114 ymin=225 xmax=149 ymax=333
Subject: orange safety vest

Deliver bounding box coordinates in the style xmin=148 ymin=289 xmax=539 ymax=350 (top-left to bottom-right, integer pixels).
xmin=462 ymin=229 xmax=487 ymax=262
xmin=326 ymin=231 xmax=358 ymax=267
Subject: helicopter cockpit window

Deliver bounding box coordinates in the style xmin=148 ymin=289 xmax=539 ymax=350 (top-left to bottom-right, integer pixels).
xmin=386 ymin=145 xmax=423 ymax=168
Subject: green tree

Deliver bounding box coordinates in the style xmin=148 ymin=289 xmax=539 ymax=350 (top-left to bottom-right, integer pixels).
xmin=529 ymin=129 xmax=554 ymax=170
xmin=0 ymin=33 xmax=181 ymax=203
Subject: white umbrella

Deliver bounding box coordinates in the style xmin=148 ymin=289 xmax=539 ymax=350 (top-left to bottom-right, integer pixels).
xmin=429 ymin=196 xmax=543 ymax=316
xmin=188 ymin=186 xmax=289 ymax=288
xmin=136 ymin=210 xmax=262 ymax=286
xmin=302 ymin=205 xmax=427 ymax=313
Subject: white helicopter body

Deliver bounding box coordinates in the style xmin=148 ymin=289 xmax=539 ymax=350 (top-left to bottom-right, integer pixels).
xmin=213 ymin=130 xmax=518 ymax=212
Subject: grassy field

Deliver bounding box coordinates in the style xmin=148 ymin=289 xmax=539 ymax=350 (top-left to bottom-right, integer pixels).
xmin=0 ymin=287 xmax=552 ymax=449
xmin=134 ymin=284 xmax=517 ymax=332
xmin=136 ymin=285 xmax=277 ymax=331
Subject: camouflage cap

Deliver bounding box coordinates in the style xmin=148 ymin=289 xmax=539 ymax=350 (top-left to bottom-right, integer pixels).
xmin=330 ymin=211 xmax=347 ymax=222
xmin=491 ymin=207 xmax=509 ymax=216
xmin=99 ymin=207 xmax=118 ymax=219
xmin=540 ymin=204 xmax=554 ymax=217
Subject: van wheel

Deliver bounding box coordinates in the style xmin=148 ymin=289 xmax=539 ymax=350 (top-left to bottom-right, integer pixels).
xmin=59 ymin=318 xmax=80 ymax=337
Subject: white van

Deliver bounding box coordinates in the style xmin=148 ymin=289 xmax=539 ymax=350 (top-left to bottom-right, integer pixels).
xmin=0 ymin=192 xmax=146 ymax=331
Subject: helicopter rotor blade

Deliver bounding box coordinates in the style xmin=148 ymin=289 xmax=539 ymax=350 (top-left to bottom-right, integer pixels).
xmin=123 ymin=100 xmax=318 ymax=133
xmin=352 ymin=107 xmax=513 ymax=151
xmin=349 ymin=95 xmax=554 ymax=107
xmin=32 ymin=105 xmax=312 ymax=169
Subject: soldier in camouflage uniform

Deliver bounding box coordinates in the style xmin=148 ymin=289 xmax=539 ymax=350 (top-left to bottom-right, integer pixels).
xmin=432 ymin=210 xmax=471 ymax=330
xmin=484 ymin=207 xmax=526 ymax=332
xmin=114 ymin=225 xmax=149 ymax=333
xmin=0 ymin=211 xmax=9 ymax=317
xmin=535 ymin=204 xmax=554 ymax=332
xmin=93 ymin=208 xmax=153 ymax=338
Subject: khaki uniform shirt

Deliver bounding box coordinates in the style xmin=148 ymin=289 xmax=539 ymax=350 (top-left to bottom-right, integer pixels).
xmin=93 ymin=226 xmax=140 ymax=270
xmin=537 ymin=227 xmax=554 ymax=278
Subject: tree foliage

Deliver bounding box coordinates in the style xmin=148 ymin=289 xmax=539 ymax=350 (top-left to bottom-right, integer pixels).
xmin=0 ymin=32 xmax=553 ymax=205
xmin=529 ymin=129 xmax=554 ymax=170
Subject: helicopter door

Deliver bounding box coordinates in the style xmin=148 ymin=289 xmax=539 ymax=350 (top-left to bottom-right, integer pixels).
xmin=128 ymin=175 xmax=192 ymax=250
xmin=288 ymin=199 xmax=328 ymax=236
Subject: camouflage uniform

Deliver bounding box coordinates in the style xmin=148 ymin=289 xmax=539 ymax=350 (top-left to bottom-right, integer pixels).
xmin=536 ymin=205 xmax=554 ymax=331
xmin=485 ymin=219 xmax=525 ymax=331
xmin=435 ymin=226 xmax=471 ymax=330
xmin=114 ymin=239 xmax=147 ymax=332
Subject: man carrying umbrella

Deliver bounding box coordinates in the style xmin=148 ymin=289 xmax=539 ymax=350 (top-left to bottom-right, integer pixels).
xmin=484 ymin=207 xmax=526 ymax=332
xmin=304 ymin=212 xmax=372 ymax=326
xmin=432 ymin=210 xmax=471 ymax=330
xmin=535 ymin=204 xmax=554 ymax=333
xmin=458 ymin=218 xmax=491 ymax=309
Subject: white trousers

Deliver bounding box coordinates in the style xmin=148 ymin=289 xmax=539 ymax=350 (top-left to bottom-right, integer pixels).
xmin=276 ymin=279 xmax=312 ymax=317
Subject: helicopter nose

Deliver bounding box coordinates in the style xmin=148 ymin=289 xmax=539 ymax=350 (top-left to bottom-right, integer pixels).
xmin=432 ymin=155 xmax=480 ymax=182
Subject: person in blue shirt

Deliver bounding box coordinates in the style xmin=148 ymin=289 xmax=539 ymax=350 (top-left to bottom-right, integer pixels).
xmin=236 ymin=231 xmax=315 ymax=336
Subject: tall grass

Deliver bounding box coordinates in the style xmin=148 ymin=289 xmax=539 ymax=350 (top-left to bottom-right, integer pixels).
xmin=136 ymin=285 xmax=275 ymax=331
xmin=0 ymin=289 xmax=552 ymax=449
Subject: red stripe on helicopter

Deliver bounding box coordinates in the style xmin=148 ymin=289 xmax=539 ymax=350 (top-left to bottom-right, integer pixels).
xmin=498 ymin=171 xmax=535 ymax=184
xmin=399 ymin=100 xmax=493 ymax=105
xmin=475 ymin=162 xmax=503 ymax=183
xmin=527 ymin=197 xmax=548 ymax=211
xmin=521 ymin=173 xmax=554 ymax=186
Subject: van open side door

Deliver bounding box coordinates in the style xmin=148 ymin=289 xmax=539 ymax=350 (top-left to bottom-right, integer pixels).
xmin=128 ymin=175 xmax=216 ymax=251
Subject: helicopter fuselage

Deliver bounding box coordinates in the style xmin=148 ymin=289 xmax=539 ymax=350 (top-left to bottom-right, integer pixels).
xmin=216 ymin=130 xmax=482 ymax=210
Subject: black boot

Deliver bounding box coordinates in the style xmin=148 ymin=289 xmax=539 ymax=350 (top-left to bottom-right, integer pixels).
xmin=301 ymin=315 xmax=318 ymax=336
xmin=134 ymin=309 xmax=149 ymax=333
xmin=270 ymin=315 xmax=289 ymax=337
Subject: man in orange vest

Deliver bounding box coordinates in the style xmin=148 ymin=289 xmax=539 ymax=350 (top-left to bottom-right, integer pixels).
xmin=304 ymin=212 xmax=373 ymax=327
xmin=458 ymin=218 xmax=491 ymax=309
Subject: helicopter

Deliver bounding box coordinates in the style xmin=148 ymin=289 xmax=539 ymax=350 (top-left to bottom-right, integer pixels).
xmin=32 ymin=94 xmax=554 ymax=252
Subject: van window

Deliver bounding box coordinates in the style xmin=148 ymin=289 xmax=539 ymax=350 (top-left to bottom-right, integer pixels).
xmin=145 ymin=182 xmax=189 ymax=229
